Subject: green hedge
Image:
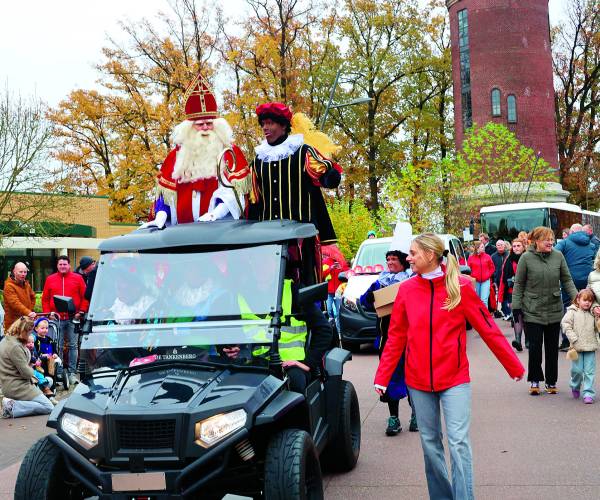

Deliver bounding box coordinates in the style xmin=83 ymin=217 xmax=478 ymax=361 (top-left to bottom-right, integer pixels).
xmin=0 ymin=291 xmax=43 ymax=313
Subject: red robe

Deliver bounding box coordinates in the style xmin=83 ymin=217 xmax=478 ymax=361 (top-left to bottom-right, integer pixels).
xmin=153 ymin=144 xmax=248 ymax=224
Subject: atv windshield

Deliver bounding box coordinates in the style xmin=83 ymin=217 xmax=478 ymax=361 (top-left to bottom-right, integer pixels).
xmin=81 ymin=245 xmax=283 ymax=371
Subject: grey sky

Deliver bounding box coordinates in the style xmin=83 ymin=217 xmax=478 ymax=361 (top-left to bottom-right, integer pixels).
xmin=0 ymin=0 xmax=568 ymax=107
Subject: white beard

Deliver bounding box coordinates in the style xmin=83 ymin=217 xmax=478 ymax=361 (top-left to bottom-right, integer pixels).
xmin=174 ymin=282 xmax=212 ymax=307
xmin=171 ymin=119 xmax=232 ymax=183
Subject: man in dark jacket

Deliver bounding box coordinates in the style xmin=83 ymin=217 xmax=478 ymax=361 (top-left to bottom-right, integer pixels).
xmin=555 ymin=224 xmax=596 ymax=349
xmin=479 ymin=233 xmax=496 ymax=256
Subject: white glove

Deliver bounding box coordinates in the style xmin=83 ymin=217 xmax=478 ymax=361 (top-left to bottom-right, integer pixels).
xmin=198 ymin=202 xmax=229 ymax=222
xmin=139 ymin=210 xmax=168 ymax=229
xmin=199 ymin=211 xmax=216 ymax=222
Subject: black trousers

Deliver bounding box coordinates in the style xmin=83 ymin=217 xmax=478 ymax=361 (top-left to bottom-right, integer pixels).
xmin=286 ymin=366 xmax=311 ymax=393
xmin=525 ymin=322 xmax=560 ymax=385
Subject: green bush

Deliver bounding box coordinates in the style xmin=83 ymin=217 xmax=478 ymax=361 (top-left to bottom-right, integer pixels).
xmin=329 ymin=200 xmax=379 ymax=260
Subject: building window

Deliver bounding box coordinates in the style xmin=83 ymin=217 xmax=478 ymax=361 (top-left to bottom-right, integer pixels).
xmin=491 ymin=88 xmax=501 ymax=116
xmin=457 ymin=9 xmax=472 ymax=130
xmin=507 ymin=95 xmax=517 ymax=123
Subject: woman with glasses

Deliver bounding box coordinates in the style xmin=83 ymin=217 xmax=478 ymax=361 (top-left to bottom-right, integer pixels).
xmin=511 ymin=227 xmax=578 ymax=395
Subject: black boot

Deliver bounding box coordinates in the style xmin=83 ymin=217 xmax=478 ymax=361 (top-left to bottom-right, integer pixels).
xmin=512 ymin=332 xmax=523 ymax=352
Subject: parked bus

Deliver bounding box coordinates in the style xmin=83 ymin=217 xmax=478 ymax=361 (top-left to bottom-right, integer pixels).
xmin=480 ymin=202 xmax=600 ymax=242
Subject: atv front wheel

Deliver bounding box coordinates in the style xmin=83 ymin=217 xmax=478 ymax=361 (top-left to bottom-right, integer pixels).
xmin=264 ymin=429 xmax=323 ymax=500
xmin=14 ymin=435 xmax=87 ymax=500
xmin=321 ymin=380 xmax=361 ymax=471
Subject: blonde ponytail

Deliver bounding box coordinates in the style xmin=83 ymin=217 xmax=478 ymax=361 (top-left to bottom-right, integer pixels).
xmin=412 ymin=233 xmax=462 ymax=311
xmin=443 ymin=253 xmax=461 ymax=311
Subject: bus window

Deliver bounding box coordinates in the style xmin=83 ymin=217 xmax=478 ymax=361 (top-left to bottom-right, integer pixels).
xmin=480 ymin=208 xmax=546 ymax=242
xmin=549 ymin=209 xmax=580 ymax=239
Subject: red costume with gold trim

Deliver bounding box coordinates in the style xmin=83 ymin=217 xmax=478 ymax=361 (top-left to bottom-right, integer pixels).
xmin=149 ymin=73 xmax=250 ymax=226
xmin=154 ymin=144 xmax=248 ymax=224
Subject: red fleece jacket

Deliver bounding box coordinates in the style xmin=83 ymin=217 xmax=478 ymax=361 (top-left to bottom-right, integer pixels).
xmin=467 ymin=253 xmax=495 ymax=283
xmin=41 ymin=271 xmax=88 ymax=319
xmin=374 ymin=273 xmax=524 ymax=392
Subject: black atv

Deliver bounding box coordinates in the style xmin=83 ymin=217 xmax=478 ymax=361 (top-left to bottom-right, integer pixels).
xmin=15 ymin=220 xmax=361 ymax=499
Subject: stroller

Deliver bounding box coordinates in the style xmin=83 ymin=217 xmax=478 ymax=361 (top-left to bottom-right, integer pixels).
xmin=45 ymin=318 xmax=70 ymax=391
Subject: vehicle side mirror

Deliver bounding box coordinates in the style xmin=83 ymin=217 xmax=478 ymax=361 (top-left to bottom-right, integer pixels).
xmin=297 ymin=282 xmax=328 ymax=307
xmin=337 ymin=272 xmax=348 ymax=283
xmin=53 ymin=295 xmax=75 ymax=315
xmin=459 ymin=265 xmax=471 ymax=275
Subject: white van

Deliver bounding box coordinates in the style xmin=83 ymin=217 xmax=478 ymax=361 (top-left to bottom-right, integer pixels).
xmin=339 ymin=234 xmax=468 ymax=349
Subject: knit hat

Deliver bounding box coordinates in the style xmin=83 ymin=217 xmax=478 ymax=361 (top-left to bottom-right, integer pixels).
xmin=34 ymin=317 xmax=49 ymax=329
xmin=79 ymin=256 xmax=94 ymax=271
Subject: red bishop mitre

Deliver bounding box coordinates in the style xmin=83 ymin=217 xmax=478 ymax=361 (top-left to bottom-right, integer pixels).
xmin=183 ymin=72 xmax=218 ymax=121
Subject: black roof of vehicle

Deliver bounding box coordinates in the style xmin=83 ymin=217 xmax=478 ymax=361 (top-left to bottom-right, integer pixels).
xmin=99 ymin=219 xmax=319 ymax=252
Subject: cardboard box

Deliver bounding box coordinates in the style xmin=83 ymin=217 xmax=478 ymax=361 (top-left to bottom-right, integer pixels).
xmin=373 ymin=282 xmax=401 ymax=318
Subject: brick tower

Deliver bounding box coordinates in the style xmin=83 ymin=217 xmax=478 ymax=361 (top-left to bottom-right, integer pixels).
xmin=446 ymin=0 xmax=559 ymax=170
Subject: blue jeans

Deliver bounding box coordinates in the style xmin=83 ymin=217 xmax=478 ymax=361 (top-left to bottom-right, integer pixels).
xmin=58 ymin=320 xmax=78 ymax=373
xmin=409 ymin=383 xmax=474 ymax=500
xmin=571 ymin=351 xmax=596 ymax=399
xmin=474 ymin=280 xmax=490 ymax=308
xmin=334 ymin=296 xmax=342 ymax=334
xmin=10 ymin=393 xmax=54 ymax=418
xmin=326 ymin=293 xmax=337 ymax=320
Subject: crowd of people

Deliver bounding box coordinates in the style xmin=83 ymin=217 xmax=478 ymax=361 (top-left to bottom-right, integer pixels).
xmin=373 ymin=226 xmax=600 ymax=499
xmin=0 ymin=255 xmax=93 ymax=418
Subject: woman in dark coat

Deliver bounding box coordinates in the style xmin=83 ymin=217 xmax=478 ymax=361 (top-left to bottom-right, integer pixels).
xmin=511 ymin=227 xmax=578 ymax=395
xmin=498 ymin=239 xmax=526 ymax=350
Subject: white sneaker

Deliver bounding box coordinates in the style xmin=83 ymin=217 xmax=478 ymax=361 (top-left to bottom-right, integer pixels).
xmin=2 ymin=397 xmax=15 ymax=418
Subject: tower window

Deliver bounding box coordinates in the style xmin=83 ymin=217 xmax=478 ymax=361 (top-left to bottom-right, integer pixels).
xmin=491 ymin=88 xmax=501 ymax=116
xmin=457 ymin=9 xmax=472 ymax=130
xmin=507 ymin=95 xmax=517 ymax=123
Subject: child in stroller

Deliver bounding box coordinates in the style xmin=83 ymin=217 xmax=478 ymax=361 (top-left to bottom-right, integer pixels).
xmin=32 ymin=317 xmax=68 ymax=391
xmin=26 ymin=334 xmax=57 ymax=404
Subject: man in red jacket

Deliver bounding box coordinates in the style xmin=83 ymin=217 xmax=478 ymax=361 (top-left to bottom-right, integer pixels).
xmin=42 ymin=255 xmax=88 ymax=384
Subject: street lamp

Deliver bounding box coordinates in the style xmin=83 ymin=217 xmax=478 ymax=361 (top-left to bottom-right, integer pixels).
xmin=330 ymin=97 xmax=374 ymax=108
xmin=524 ymin=151 xmax=557 ymax=202
xmin=319 ymin=68 xmax=373 ymax=130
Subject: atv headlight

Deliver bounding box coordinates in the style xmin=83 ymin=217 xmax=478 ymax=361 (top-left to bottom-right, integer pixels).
xmin=61 ymin=412 xmax=99 ymax=450
xmin=195 ymin=409 xmax=247 ymax=447
xmin=343 ymin=297 xmax=358 ymax=312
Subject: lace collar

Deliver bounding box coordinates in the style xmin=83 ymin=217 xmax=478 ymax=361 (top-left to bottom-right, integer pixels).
xmin=255 ymin=134 xmax=304 ymax=162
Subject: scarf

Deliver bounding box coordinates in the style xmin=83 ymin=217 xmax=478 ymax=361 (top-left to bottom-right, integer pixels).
xmin=378 ymin=270 xmax=411 ymax=287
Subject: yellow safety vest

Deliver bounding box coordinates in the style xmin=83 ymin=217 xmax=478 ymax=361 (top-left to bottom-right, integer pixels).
xmin=241 ymin=279 xmax=308 ymax=361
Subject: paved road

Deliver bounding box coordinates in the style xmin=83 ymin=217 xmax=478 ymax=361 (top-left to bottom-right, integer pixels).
xmin=2 ymin=319 xmax=600 ymax=499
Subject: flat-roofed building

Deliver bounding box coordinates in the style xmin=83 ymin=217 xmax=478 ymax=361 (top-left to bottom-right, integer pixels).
xmin=0 ymin=192 xmax=138 ymax=291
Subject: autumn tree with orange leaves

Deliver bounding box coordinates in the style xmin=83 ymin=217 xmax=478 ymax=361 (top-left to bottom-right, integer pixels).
xmin=49 ymin=0 xmax=221 ymax=221
xmin=553 ymin=0 xmax=600 ymax=210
